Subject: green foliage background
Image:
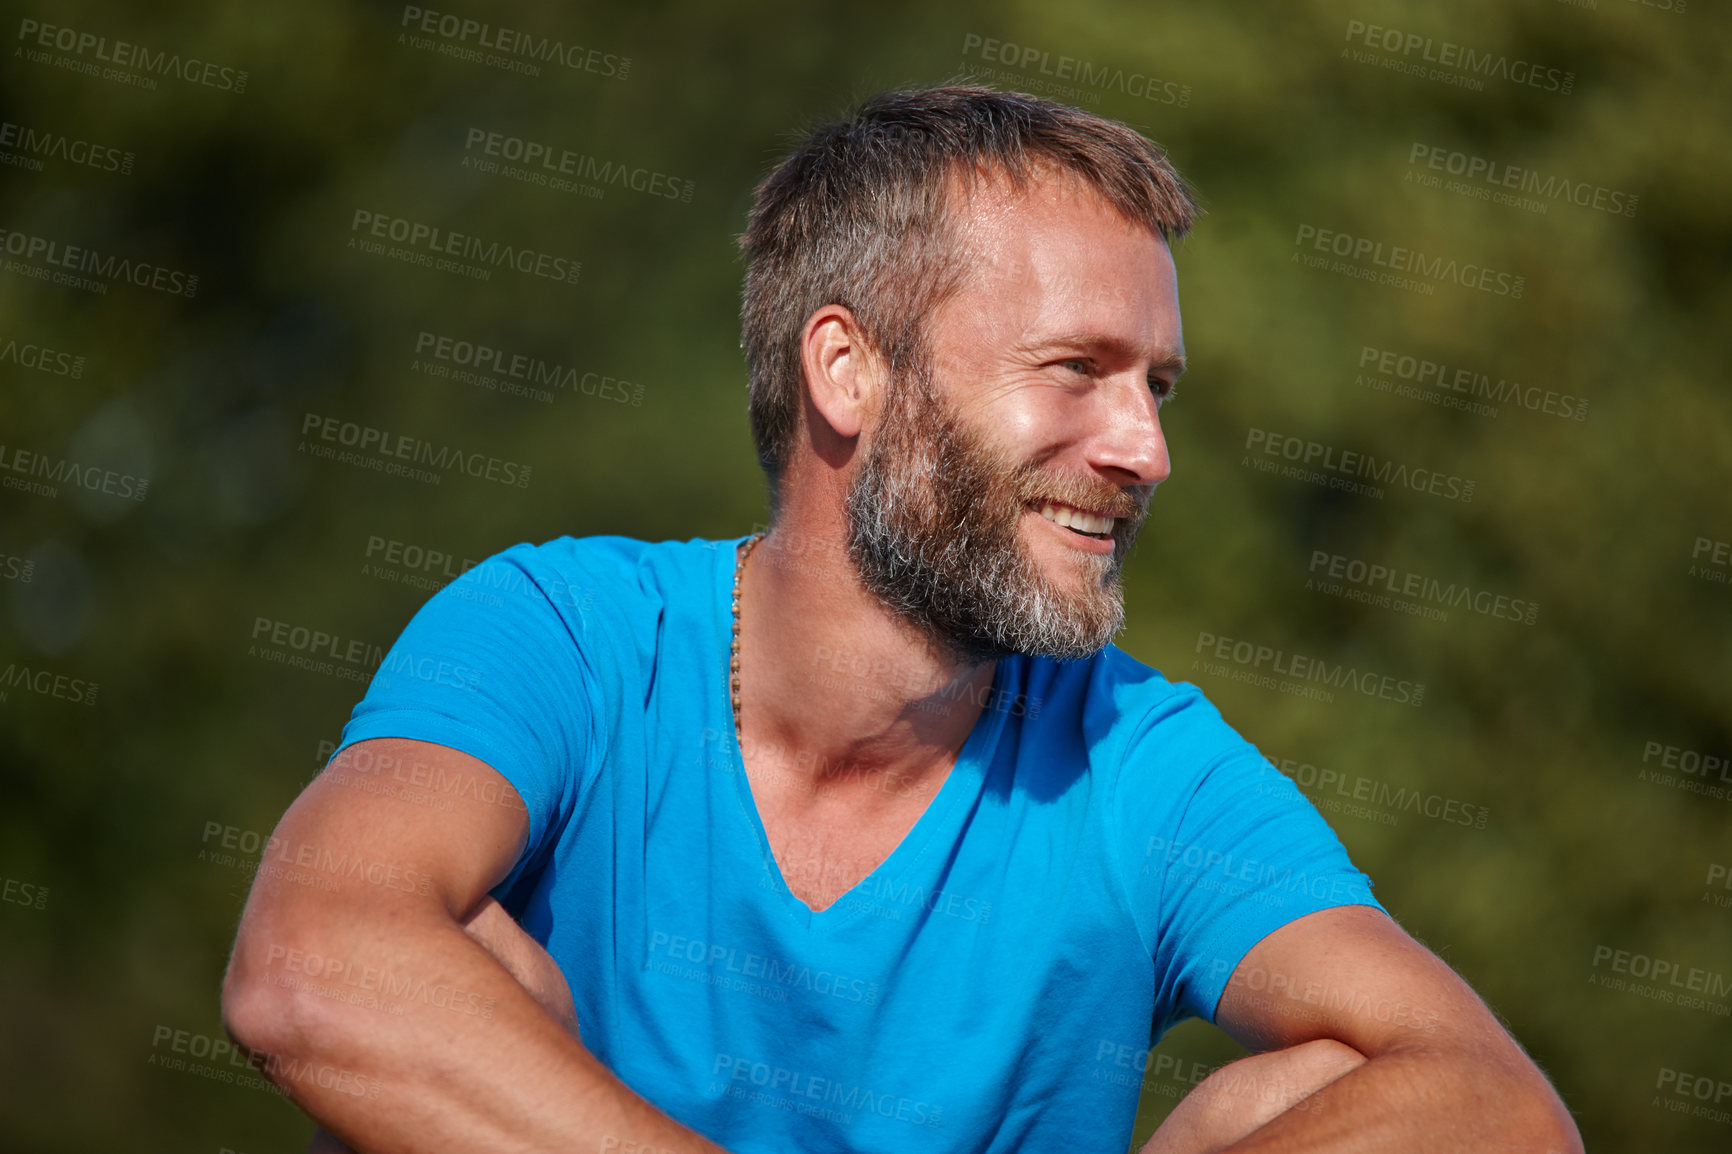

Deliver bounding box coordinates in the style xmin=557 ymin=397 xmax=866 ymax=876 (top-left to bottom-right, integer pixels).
xmin=1 ymin=0 xmax=1728 ymax=1149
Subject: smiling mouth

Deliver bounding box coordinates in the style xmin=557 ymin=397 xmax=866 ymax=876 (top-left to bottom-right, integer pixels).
xmin=1034 ymin=500 xmax=1116 ymax=540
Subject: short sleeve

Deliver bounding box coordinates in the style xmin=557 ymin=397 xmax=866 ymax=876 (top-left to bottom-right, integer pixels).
xmin=1112 ymin=686 xmax=1384 ymax=1035
xmin=329 ymin=545 xmax=603 ymax=901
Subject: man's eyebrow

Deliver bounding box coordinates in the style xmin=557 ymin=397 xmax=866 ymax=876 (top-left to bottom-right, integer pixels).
xmin=1015 ymin=333 xmax=1187 ymax=377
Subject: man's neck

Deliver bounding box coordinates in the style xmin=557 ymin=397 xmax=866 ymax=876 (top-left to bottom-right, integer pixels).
xmin=734 ymin=514 xmax=998 ymax=813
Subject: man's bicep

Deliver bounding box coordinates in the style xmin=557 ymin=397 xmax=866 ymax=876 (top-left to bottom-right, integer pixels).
xmin=266 ymin=737 xmax=531 ymax=919
xmin=1214 ymin=905 xmax=1508 ymax=1060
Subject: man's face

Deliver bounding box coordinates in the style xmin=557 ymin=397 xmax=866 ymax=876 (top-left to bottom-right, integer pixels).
xmin=845 ymin=168 xmax=1183 ymax=665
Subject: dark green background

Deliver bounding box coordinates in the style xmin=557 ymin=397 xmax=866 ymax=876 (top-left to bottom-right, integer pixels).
xmin=2 ymin=0 xmax=1728 ymax=1149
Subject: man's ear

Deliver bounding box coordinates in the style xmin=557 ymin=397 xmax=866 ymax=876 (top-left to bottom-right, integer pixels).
xmin=799 ymin=304 xmax=885 ymax=442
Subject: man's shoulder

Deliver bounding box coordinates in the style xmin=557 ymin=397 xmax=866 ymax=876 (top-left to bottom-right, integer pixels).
xmin=473 ymin=530 xmax=726 ymax=574
xmin=1024 ymin=644 xmax=1256 ymax=781
xmin=1027 ymin=642 xmax=1217 ymax=737
xmin=452 ymin=531 xmax=734 ymax=613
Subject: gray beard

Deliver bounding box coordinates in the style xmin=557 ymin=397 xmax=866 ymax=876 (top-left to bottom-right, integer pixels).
xmin=843 ymin=366 xmax=1141 ymax=665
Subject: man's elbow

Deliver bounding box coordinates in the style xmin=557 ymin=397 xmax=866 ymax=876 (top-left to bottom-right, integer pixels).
xmin=1509 ymin=1090 xmax=1583 ymax=1154
xmin=1483 ymin=1055 xmax=1583 ymax=1154
xmin=222 ymin=959 xmax=296 ymax=1060
xmin=220 ymin=917 xmax=342 ymax=1069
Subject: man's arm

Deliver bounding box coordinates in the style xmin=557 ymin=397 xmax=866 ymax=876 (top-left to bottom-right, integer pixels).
xmin=221 ymin=737 xmax=730 ymax=1154
xmin=1143 ymin=905 xmax=1581 ymax=1153
xmin=306 ymin=895 xmax=584 ymax=1154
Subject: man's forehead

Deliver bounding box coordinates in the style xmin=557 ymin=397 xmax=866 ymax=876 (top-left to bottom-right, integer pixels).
xmin=949 ymin=161 xmax=1164 ymax=242
xmin=948 ymin=170 xmax=1173 ymax=294
xmin=941 ymin=177 xmax=1179 ymax=355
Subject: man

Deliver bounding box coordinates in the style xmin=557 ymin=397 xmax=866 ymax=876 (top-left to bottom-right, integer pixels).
xmin=222 ymin=86 xmax=1582 ymax=1153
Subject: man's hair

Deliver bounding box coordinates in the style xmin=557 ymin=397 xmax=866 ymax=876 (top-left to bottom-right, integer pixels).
xmin=737 ymin=84 xmax=1199 ymax=519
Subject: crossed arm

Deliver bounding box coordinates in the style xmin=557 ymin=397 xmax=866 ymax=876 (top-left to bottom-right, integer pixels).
xmin=304 ymin=896 xmax=586 ymax=1154
xmin=1140 ymin=904 xmax=1583 ymax=1153
xmin=225 ymin=737 xmax=1580 ymax=1153
xmin=221 ymin=738 xmax=730 ymax=1153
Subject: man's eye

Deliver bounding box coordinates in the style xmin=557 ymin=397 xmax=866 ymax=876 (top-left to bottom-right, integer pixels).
xmin=1150 ymin=378 xmax=1178 ymax=403
xmin=1061 ymin=358 xmax=1091 ymax=375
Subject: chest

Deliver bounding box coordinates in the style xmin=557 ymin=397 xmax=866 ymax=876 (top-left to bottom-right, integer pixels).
xmin=745 ymin=758 xmax=951 ymax=913
xmin=543 ymin=730 xmax=1159 ymax=1154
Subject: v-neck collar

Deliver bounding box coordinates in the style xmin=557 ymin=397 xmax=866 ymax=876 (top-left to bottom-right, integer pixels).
xmin=710 ymin=534 xmax=1014 ymax=931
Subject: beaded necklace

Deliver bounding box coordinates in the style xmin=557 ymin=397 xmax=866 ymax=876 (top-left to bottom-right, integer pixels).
xmin=729 ymin=532 xmax=766 ymax=746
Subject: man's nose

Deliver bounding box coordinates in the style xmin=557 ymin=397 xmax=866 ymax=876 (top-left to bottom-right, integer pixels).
xmin=1089 ymin=382 xmax=1171 ymax=488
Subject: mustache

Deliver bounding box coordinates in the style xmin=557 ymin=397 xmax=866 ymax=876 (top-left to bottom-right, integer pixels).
xmin=1016 ymin=476 xmax=1149 ymax=523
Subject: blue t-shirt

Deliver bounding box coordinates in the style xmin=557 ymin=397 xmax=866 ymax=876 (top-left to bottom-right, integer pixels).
xmin=331 ymin=534 xmax=1382 ymax=1154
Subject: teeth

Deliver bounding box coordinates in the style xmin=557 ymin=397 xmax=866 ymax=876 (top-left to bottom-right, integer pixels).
xmin=1037 ymin=501 xmax=1115 ymax=536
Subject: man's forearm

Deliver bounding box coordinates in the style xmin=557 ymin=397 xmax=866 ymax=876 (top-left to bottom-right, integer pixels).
xmin=1140 ymin=1039 xmax=1365 ymax=1154
xmin=224 ymin=896 xmax=729 ymax=1154
xmin=1216 ymin=1044 xmax=1581 ymax=1154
